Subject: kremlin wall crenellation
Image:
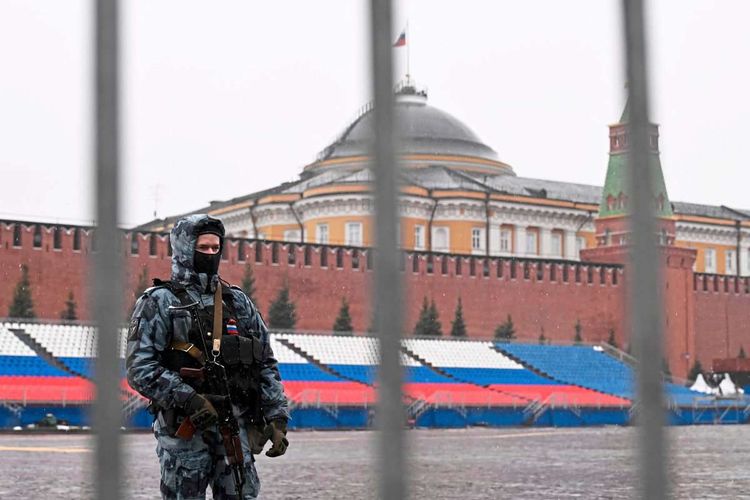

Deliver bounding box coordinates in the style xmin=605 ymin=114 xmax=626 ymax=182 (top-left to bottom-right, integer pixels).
xmin=3 ymin=83 xmax=750 ymax=379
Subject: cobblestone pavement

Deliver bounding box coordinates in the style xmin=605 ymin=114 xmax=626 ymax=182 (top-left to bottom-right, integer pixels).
xmin=0 ymin=426 xmax=749 ymax=499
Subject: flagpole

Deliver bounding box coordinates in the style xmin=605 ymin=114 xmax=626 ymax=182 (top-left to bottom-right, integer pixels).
xmin=406 ymin=20 xmax=410 ymax=83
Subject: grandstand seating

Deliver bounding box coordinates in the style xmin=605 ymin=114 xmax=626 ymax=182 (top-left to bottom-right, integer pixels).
xmin=4 ymin=319 xmax=747 ymax=428
xmin=404 ymin=338 xmax=629 ymax=407
xmin=271 ymin=336 xmax=374 ymax=405
xmin=496 ymin=343 xmax=711 ymax=406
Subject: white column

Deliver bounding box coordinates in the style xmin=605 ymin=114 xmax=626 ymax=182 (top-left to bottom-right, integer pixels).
xmin=489 ymin=226 xmax=500 ymax=256
xmin=540 ymin=227 xmax=552 ymax=258
xmin=515 ymin=225 xmax=527 ymax=256
xmin=565 ymin=230 xmax=578 ymax=260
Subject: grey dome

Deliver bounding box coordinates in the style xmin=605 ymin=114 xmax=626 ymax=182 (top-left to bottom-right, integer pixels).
xmin=317 ymin=89 xmax=499 ymax=163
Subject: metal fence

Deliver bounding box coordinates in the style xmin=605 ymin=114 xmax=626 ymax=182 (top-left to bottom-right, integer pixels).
xmin=92 ymin=1 xmax=665 ymax=498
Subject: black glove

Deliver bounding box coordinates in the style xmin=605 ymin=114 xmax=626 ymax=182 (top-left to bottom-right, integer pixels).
xmin=184 ymin=393 xmax=218 ymax=430
xmin=247 ymin=422 xmax=269 ymax=455
xmin=264 ymin=419 xmax=289 ymax=457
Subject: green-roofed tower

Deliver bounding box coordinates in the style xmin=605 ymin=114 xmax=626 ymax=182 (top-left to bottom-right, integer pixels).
xmin=591 ymin=100 xmax=675 ymax=248
xmin=598 ymin=99 xmax=672 ymax=219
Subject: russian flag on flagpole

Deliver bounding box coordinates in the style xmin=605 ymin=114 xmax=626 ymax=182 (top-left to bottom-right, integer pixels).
xmin=393 ymin=30 xmax=406 ymax=47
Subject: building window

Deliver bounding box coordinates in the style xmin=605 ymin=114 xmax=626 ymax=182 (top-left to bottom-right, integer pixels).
xmin=426 ymin=255 xmax=434 ymax=274
xmin=726 ymin=250 xmax=736 ymax=275
xmin=705 ymin=248 xmax=716 ymax=273
xmin=414 ymin=225 xmax=425 ymax=250
xmin=352 ymin=249 xmax=359 ymax=269
xmin=73 ymin=228 xmax=81 ymax=251
xmin=316 ymin=224 xmax=329 ymax=245
xmin=441 ymin=256 xmax=448 ymax=275
xmin=149 ymin=234 xmax=158 ymax=256
xmin=551 ymin=232 xmax=562 ymax=257
xmin=304 ymin=245 xmax=311 ymax=266
xmin=433 ymin=227 xmax=449 ymax=252
xmin=469 ymin=258 xmax=476 ymax=276
xmin=13 ymin=224 xmax=22 ymax=247
xmin=271 ymin=242 xmax=279 ymax=264
xmin=525 ymin=231 xmax=537 ymax=255
xmin=345 ymin=222 xmax=363 ymax=247
xmin=471 ymin=228 xmax=483 ymax=252
xmin=53 ymin=227 xmax=62 ymax=250
xmin=412 ymin=254 xmax=420 ymax=273
xmin=499 ymin=228 xmax=512 ymax=253
xmin=288 ymin=244 xmax=296 ymax=265
xmin=33 ymin=225 xmax=42 ymax=248
xmin=130 ymin=233 xmax=139 ymax=255
xmin=255 ymin=243 xmax=263 ymax=263
xmin=455 ymin=257 xmax=462 ymax=276
xmin=284 ymin=229 xmax=301 ymax=243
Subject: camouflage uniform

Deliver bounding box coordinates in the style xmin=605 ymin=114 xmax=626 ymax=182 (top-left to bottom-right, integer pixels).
xmin=126 ymin=214 xmax=289 ymax=500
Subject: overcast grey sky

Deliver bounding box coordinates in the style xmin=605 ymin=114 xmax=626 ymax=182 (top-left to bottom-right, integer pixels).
xmin=1 ymin=1 xmax=748 ymax=227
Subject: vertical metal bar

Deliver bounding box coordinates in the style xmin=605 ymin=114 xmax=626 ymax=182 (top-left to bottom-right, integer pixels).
xmin=622 ymin=1 xmax=667 ymax=499
xmin=93 ymin=0 xmax=122 ymax=498
xmin=369 ymin=1 xmax=405 ymax=500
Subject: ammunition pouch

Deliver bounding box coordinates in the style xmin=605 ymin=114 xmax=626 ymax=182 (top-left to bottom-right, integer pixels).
xmin=221 ymin=335 xmax=263 ymax=409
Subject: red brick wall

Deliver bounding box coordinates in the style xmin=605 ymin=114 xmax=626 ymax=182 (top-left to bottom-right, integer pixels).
xmin=0 ymin=220 xmax=625 ymax=343
xmin=692 ymin=274 xmax=750 ymax=367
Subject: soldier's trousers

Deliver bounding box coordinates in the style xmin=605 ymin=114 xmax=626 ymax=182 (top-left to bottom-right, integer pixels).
xmin=154 ymin=418 xmax=260 ymax=500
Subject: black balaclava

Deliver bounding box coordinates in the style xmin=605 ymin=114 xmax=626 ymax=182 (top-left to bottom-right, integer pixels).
xmin=193 ymin=217 xmax=225 ymax=279
xmin=193 ymin=249 xmax=221 ymax=276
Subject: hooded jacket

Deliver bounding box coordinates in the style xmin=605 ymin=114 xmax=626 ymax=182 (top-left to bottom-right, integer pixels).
xmin=125 ymin=214 xmax=289 ymax=421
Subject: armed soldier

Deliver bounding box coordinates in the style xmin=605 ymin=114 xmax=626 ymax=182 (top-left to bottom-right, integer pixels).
xmin=126 ymin=214 xmax=289 ymax=499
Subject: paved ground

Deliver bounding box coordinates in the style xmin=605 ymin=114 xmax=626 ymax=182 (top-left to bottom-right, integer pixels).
xmin=0 ymin=426 xmax=749 ymax=499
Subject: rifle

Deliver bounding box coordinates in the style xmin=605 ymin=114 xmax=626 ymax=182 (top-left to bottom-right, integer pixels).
xmin=168 ymin=282 xmax=245 ymax=497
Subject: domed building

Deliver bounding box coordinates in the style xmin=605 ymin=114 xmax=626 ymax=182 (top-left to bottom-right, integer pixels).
xmin=138 ymin=83 xmax=750 ymax=276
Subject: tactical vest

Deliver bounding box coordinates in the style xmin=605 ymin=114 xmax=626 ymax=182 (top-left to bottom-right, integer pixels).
xmin=153 ymin=279 xmax=264 ymax=415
